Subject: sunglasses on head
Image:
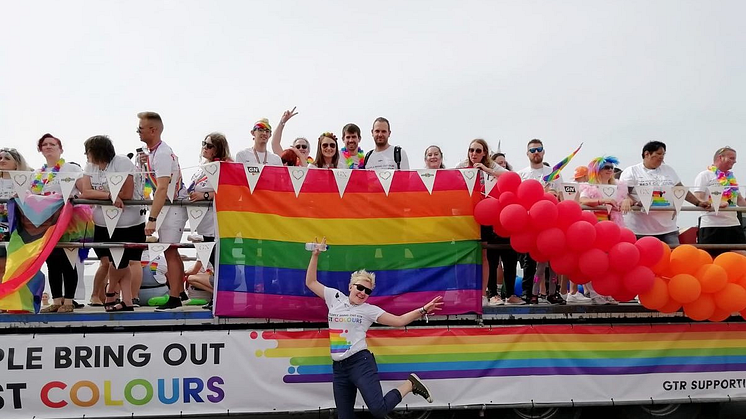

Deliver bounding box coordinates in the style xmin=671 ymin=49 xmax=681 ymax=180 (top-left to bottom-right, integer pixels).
xmin=353 ymin=283 xmax=372 ymax=295
xmin=468 ymin=148 xmax=484 ymax=154
xmin=322 ymin=143 xmax=337 ymax=149
xmin=295 ymin=144 xmax=308 ymax=150
xmin=201 ymin=141 xmax=215 ymax=149
xmin=529 ymin=147 xmax=544 ymax=154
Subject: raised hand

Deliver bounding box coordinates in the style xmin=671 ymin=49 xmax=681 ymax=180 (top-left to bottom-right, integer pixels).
xmin=280 ymin=107 xmax=298 ymax=125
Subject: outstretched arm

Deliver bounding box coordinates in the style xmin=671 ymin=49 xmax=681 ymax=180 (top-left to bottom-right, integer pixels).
xmin=305 ymin=237 xmax=326 ymax=299
xmin=377 ymin=296 xmax=443 ymax=327
xmin=271 ymin=107 xmax=298 ymax=155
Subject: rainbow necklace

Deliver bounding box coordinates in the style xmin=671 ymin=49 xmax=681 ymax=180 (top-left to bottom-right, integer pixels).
xmin=708 ymin=165 xmax=739 ymax=204
xmin=31 ymin=158 xmax=64 ymax=194
xmin=341 ymin=147 xmax=364 ymax=169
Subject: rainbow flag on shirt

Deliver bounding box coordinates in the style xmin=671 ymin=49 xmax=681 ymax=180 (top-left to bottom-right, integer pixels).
xmin=214 ymin=163 xmax=482 ymax=320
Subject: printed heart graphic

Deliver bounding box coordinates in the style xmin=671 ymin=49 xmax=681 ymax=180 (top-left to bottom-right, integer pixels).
xmin=378 ymin=171 xmax=392 ymax=180
xmin=105 ymin=208 xmax=120 ymax=220
xmin=109 ymin=175 xmax=124 ymax=185
xmin=602 ymin=186 xmax=615 ymax=198
xmin=673 ymin=188 xmax=686 ymax=200
xmin=13 ymin=174 xmax=28 ymax=186
xmin=190 ymin=209 xmax=204 ymax=219
xmin=292 ymin=169 xmax=305 ymax=180
xmin=463 ymin=171 xmax=475 ymax=180
xmin=150 ymin=244 xmax=168 ymax=253
xmin=204 ymin=163 xmax=218 ymax=175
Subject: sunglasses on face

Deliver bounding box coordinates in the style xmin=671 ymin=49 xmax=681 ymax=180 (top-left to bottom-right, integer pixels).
xmin=201 ymin=141 xmax=215 ymax=149
xmin=468 ymin=148 xmax=484 ymax=154
xmin=353 ymin=283 xmax=372 ymax=295
xmin=322 ymin=143 xmax=337 ymax=149
xmin=295 ymin=144 xmax=308 ymax=150
xmin=601 ymin=164 xmax=614 ymax=170
xmin=529 ymin=147 xmax=544 ymax=154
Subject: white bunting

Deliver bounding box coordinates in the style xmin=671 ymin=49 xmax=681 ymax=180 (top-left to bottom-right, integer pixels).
xmin=458 ymin=169 xmax=478 ymax=196
xmin=202 ymin=162 xmax=221 ymax=193
xmin=148 ymin=243 xmax=168 ymax=262
xmin=102 ymin=206 xmax=123 ymax=238
xmin=287 ymin=166 xmax=309 ymax=197
xmin=416 ymin=169 xmax=437 ymax=194
xmin=561 ymin=182 xmax=580 ymax=202
xmin=195 ymin=242 xmax=216 ymax=268
xmin=166 ymin=174 xmax=177 ymax=203
xmin=63 ymin=248 xmax=79 ymax=270
xmin=105 ymin=172 xmax=128 ymax=204
xmin=243 ymin=164 xmax=265 ymax=194
xmin=670 ymin=185 xmax=689 ymax=215
xmin=375 ymin=170 xmax=395 ymax=196
xmin=155 ymin=210 xmax=167 ymax=232
xmin=331 ymin=169 xmax=352 ymax=198
xmin=9 ymin=171 xmax=31 ymax=203
xmin=708 ymin=185 xmax=725 ymax=215
xmin=484 ymin=173 xmax=498 ymax=196
xmin=58 ymin=171 xmax=82 ymax=201
xmin=635 ymin=186 xmax=655 ymax=214
xmin=109 ymin=247 xmax=125 ymax=269
xmin=601 ymin=184 xmax=618 ymax=200
xmin=188 ymin=206 xmax=208 ymax=233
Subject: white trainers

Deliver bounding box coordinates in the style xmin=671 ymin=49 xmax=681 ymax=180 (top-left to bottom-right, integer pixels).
xmin=482 ymin=296 xmax=489 ymax=307
xmin=488 ymin=296 xmax=504 ymax=306
xmin=566 ymin=293 xmax=592 ymax=304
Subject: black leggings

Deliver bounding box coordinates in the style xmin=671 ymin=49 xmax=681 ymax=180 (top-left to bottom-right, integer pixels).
xmin=486 ymin=245 xmax=519 ymax=298
xmin=47 ymin=248 xmax=78 ymax=299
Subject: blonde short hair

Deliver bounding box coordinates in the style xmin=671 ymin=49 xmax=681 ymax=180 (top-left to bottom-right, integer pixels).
xmin=350 ymin=269 xmax=376 ymax=288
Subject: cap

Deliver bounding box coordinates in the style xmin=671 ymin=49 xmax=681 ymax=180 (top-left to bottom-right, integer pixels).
xmin=573 ymin=166 xmax=588 ymax=180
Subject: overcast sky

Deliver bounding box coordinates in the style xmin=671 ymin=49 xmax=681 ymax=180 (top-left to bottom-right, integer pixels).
xmin=2 ymin=0 xmax=744 ymax=227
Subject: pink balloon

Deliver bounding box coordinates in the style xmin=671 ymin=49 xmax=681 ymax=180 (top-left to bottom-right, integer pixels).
xmin=635 ymin=236 xmax=665 ymax=267
xmin=619 ymin=228 xmax=636 ymax=244
xmin=566 ymin=221 xmax=597 ymax=252
xmin=556 ymin=200 xmax=583 ymax=230
xmin=517 ymin=180 xmax=545 ymax=210
xmin=536 ymin=228 xmax=566 ymax=257
xmin=529 ymin=200 xmax=559 ymax=231
xmin=594 ymin=221 xmax=621 ymax=252
xmin=623 ymin=266 xmax=655 ymax=294
xmin=473 ymin=197 xmax=501 ymax=226
xmin=543 ymin=192 xmax=559 ymax=204
xmin=510 ymin=230 xmax=536 ymax=253
xmin=608 ymin=242 xmax=640 ymax=272
xmin=497 ymin=172 xmax=522 ymax=195
xmin=592 ymin=271 xmax=622 ymax=297
xmin=550 ymin=251 xmax=578 ymax=275
xmin=580 ymin=211 xmax=599 ymax=225
xmin=579 ymin=248 xmax=609 ymax=277
xmin=500 ymin=204 xmax=529 ymax=234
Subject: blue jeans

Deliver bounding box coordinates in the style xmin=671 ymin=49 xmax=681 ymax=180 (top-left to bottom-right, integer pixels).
xmin=332 ymin=350 xmax=402 ymax=419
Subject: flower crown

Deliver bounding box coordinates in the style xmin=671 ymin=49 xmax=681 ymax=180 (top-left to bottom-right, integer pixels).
xmin=319 ymin=132 xmax=338 ymax=141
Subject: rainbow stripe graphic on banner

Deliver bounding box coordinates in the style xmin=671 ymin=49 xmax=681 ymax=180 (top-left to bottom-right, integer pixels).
xmin=214 ymin=163 xmax=482 ymax=320
xmin=651 ymin=190 xmax=671 ymax=207
xmin=255 ymin=324 xmax=746 ymax=383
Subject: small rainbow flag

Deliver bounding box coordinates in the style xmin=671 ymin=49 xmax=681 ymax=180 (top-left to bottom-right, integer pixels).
xmin=214 ymin=164 xmax=482 ymax=320
xmin=543 ymin=143 xmax=583 ymax=183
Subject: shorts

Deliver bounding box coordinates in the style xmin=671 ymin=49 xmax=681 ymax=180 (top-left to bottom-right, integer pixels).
xmin=158 ymin=206 xmax=187 ymax=244
xmin=698 ymin=226 xmax=746 ymax=256
xmin=93 ymin=223 xmax=146 ymax=269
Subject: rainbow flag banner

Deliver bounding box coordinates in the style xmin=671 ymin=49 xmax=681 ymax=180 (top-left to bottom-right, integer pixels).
xmin=214 ymin=163 xmax=482 ymax=319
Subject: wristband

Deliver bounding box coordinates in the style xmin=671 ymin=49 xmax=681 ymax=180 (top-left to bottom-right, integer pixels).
xmin=148 ymin=216 xmax=157 ymax=222
xmin=419 ymin=307 xmax=427 ymax=315
xmin=204 ymin=192 xmax=210 ymax=200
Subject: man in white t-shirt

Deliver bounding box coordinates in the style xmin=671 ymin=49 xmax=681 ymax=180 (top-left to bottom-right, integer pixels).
xmin=137 ymin=111 xmax=188 ymax=311
xmin=236 ymin=118 xmax=283 ymax=166
xmin=363 ymin=117 xmax=409 ymax=170
xmin=693 ymin=146 xmax=746 ymax=256
xmin=620 ymin=141 xmax=709 ymax=246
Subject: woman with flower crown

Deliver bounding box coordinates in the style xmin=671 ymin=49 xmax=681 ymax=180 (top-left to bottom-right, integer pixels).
xmin=309 ymin=133 xmax=340 ymax=169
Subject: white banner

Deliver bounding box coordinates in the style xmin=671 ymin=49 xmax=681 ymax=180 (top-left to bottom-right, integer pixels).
xmin=331 ymin=169 xmax=352 ymax=198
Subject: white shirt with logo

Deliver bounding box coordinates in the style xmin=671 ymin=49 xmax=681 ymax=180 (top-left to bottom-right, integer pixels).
xmin=148 ymin=141 xmax=188 ymax=201
xmin=236 ymin=147 xmax=283 ymax=166
xmin=365 ymin=146 xmax=409 ymax=170
xmin=323 ymin=286 xmax=385 ymax=361
xmin=516 ymin=165 xmax=563 ymax=191
xmin=619 ymin=162 xmax=680 ymax=235
xmin=86 ymin=155 xmax=145 ymax=228
xmin=693 ymin=169 xmax=740 ymax=228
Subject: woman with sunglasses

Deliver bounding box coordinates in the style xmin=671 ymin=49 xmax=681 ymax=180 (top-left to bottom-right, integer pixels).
xmin=424 ymin=145 xmax=446 ymax=169
xmin=306 ymin=237 xmax=442 ymax=418
xmin=0 ymin=148 xmax=32 ymax=276
xmin=270 ymin=107 xmax=313 ymax=166
xmin=579 ymin=156 xmax=630 ymax=225
xmin=309 ymin=133 xmax=340 ymax=168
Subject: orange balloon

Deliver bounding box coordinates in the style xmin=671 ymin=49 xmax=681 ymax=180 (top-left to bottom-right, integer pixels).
xmin=708 ymin=308 xmax=732 ymax=322
xmin=683 ymin=294 xmax=716 ymax=321
xmin=737 ymin=274 xmax=746 ymax=290
xmin=658 ymin=299 xmax=682 ymax=314
xmin=670 ymin=245 xmax=702 ymax=276
xmin=713 ymin=252 xmax=746 ymax=282
xmin=714 ymin=283 xmax=746 ymax=313
xmin=696 ymin=264 xmax=728 ymax=294
xmin=651 ymin=242 xmax=672 ymax=276
xmin=668 ymin=273 xmax=702 ymax=304
xmin=741 ymin=308 xmax=746 ymax=321
xmin=639 ymin=277 xmax=669 ymax=310
xmin=697 ymin=249 xmax=713 ymax=266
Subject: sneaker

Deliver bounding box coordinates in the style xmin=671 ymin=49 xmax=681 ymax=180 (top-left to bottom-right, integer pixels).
xmin=591 ymin=296 xmax=610 ymax=305
xmin=605 ymin=296 xmax=619 ymax=305
xmin=202 ymin=301 xmax=213 ymax=310
xmin=482 ymin=296 xmax=489 ymax=307
xmin=131 ymin=297 xmax=141 ymax=308
xmin=538 ymin=294 xmax=549 ymax=304
xmin=529 ymin=295 xmax=539 ymax=305
xmin=506 ymin=296 xmax=527 ymax=305
xmin=488 ymin=296 xmax=504 ymax=306
xmin=155 ymin=296 xmax=183 ymax=312
xmin=179 ymin=291 xmax=191 ymax=306
xmin=408 ymin=374 xmax=433 ymax=403
xmin=72 ymin=300 xmax=85 ymax=309
xmin=546 ymin=294 xmax=566 ymax=305
xmin=566 ymin=293 xmax=592 ymax=304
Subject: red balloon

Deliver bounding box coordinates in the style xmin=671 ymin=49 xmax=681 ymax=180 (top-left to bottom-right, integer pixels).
xmin=500 ymin=204 xmax=529 ymax=234
xmin=474 ymin=197 xmax=500 ymax=226
xmin=612 ymin=288 xmax=638 ymax=303
xmin=536 ymin=228 xmax=566 ymax=257
xmin=529 ymin=200 xmax=559 ymax=231
xmin=529 ymin=248 xmax=550 ymax=262
xmin=579 ymin=248 xmax=609 ymax=277
xmin=623 ymin=266 xmax=655 ymax=294
xmin=556 ymin=200 xmax=583 ymax=230
xmin=608 ymin=242 xmax=641 ymax=272
xmin=510 ymin=230 xmax=536 ymax=253
xmin=497 ymin=171 xmax=522 ymax=195
xmin=492 ymin=219 xmax=510 ymax=238
xmin=594 ymin=221 xmax=621 ymax=252
xmin=517 ymin=180 xmax=545 ymax=209
xmin=499 ymin=191 xmax=518 ymax=207
xmin=635 ymin=236 xmax=665 ymax=267
xmin=549 ymin=251 xmax=577 ymax=276
xmin=580 ymin=210 xmax=598 ymax=225
xmin=592 ymin=271 xmax=622 ymax=297
xmin=619 ymin=228 xmax=636 ymax=244
xmin=543 ymin=192 xmax=559 ymax=204
xmin=570 ymin=269 xmax=593 ymax=285
xmin=566 ymin=221 xmax=597 ymax=252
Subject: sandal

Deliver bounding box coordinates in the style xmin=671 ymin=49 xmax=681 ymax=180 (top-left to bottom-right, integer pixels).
xmin=40 ymin=304 xmax=62 ymax=313
xmin=57 ymin=304 xmax=74 ymax=313
xmin=103 ymin=292 xmax=120 ymax=312
xmin=108 ymin=302 xmax=134 ymax=312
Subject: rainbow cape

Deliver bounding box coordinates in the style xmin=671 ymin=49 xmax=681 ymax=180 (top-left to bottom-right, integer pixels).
xmin=0 ymin=199 xmax=74 ymax=313
xmin=214 ymin=164 xmax=482 ymax=320
xmin=543 ymin=143 xmax=583 ymax=182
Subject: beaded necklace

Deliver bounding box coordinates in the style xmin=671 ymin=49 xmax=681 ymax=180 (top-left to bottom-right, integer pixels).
xmin=31 ymin=158 xmax=64 ymax=194
xmin=341 ymin=147 xmax=364 ymax=169
xmin=708 ymin=165 xmax=739 ymax=204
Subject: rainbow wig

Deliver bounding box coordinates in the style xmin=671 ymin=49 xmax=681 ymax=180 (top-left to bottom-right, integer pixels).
xmin=588 ymin=156 xmax=620 ymax=184
xmin=252 ymin=118 xmax=272 ymax=131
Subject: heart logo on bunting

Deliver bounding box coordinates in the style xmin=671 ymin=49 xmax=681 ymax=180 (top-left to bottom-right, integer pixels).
xmin=13 ymin=174 xmax=28 ymax=186
xmin=190 ymin=209 xmax=203 ymax=219
xmin=291 ymin=169 xmax=305 ymax=180
xmin=149 ymin=244 xmax=168 ymax=254
xmin=204 ymin=163 xmax=218 ymax=175
xmin=105 ymin=208 xmax=120 ymax=220
xmin=379 ymin=171 xmax=392 ymax=180
xmin=602 ymin=185 xmax=616 ymax=198
xmin=109 ymin=175 xmax=124 ymax=185
xmin=673 ymin=188 xmax=686 ymax=200
xmin=463 ymin=171 xmax=475 ymax=180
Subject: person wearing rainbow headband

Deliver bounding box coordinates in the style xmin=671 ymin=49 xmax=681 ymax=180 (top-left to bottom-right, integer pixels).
xmin=579 ymin=156 xmax=630 ymax=226
xmin=236 ymin=118 xmax=283 ymax=166
xmin=693 ymin=146 xmax=746 ymax=256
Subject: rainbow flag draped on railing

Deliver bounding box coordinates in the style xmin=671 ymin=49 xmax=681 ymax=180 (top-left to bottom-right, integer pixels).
xmin=214 ymin=163 xmax=482 ymax=320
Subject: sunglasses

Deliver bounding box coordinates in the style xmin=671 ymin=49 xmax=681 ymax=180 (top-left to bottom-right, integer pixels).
xmin=201 ymin=141 xmax=215 ymax=149
xmin=353 ymin=283 xmax=372 ymax=295
xmin=322 ymin=143 xmax=337 ymax=149
xmin=468 ymin=148 xmax=484 ymax=154
xmin=295 ymin=144 xmax=308 ymax=150
xmin=601 ymin=164 xmax=614 ymax=170
xmin=529 ymin=147 xmax=544 ymax=154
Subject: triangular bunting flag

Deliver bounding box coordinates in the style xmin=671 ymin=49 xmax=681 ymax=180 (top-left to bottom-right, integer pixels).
xmin=635 ymin=186 xmax=655 ymax=214
xmin=63 ymin=247 xmax=79 ymax=269
xmin=458 ymin=169 xmax=478 ymax=197
xmin=561 ymin=183 xmax=579 ymax=202
xmin=58 ymin=171 xmax=82 ymax=201
xmin=202 ymin=162 xmax=221 ymax=193
xmin=374 ymin=170 xmax=394 ymax=196
xmin=195 ymin=242 xmax=216 ymax=268
xmin=187 ymin=206 xmax=208 ymax=233
xmin=708 ymin=185 xmax=725 ymax=215
xmin=105 ymin=172 xmax=128 ymax=204
xmin=109 ymin=247 xmax=125 ymax=269
xmin=166 ymin=174 xmax=177 ymax=203
xmin=102 ymin=206 xmax=123 ymax=238
xmin=670 ymin=185 xmax=689 ymax=215
xmin=600 ymin=184 xmax=617 ymax=200
xmin=484 ymin=173 xmax=498 ymax=196
xmin=331 ymin=169 xmax=352 ymax=198
xmin=148 ymin=243 xmax=168 ymax=262
xmin=9 ymin=171 xmax=31 ymax=203
xmin=243 ymin=164 xmax=265 ymax=194
xmin=155 ymin=210 xmax=167 ymax=232
xmin=416 ymin=169 xmax=437 ymax=194
xmin=287 ymin=166 xmax=309 ymax=197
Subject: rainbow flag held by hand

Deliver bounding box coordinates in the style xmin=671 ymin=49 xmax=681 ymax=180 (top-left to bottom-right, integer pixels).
xmin=543 ymin=143 xmax=584 ymax=183
xmin=214 ymin=164 xmax=482 ymax=320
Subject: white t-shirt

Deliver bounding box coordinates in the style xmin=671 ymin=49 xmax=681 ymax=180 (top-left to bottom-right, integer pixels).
xmin=693 ymin=169 xmax=740 ymax=228
xmin=35 ymin=162 xmax=82 ymax=196
xmin=236 ymin=147 xmax=283 ymax=166
xmin=86 ymin=155 xmax=145 ymax=228
xmin=323 ymin=286 xmax=385 ymax=361
xmin=147 ymin=141 xmax=188 ymax=201
xmin=516 ymin=165 xmax=562 ymax=191
xmin=365 ymin=145 xmax=410 ymax=170
xmin=619 ymin=162 xmax=680 ymax=235
xmin=188 ymin=167 xmax=216 ymax=236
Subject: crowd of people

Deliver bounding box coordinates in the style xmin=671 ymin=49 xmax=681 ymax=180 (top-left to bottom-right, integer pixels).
xmin=0 ymin=109 xmax=743 ymax=313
